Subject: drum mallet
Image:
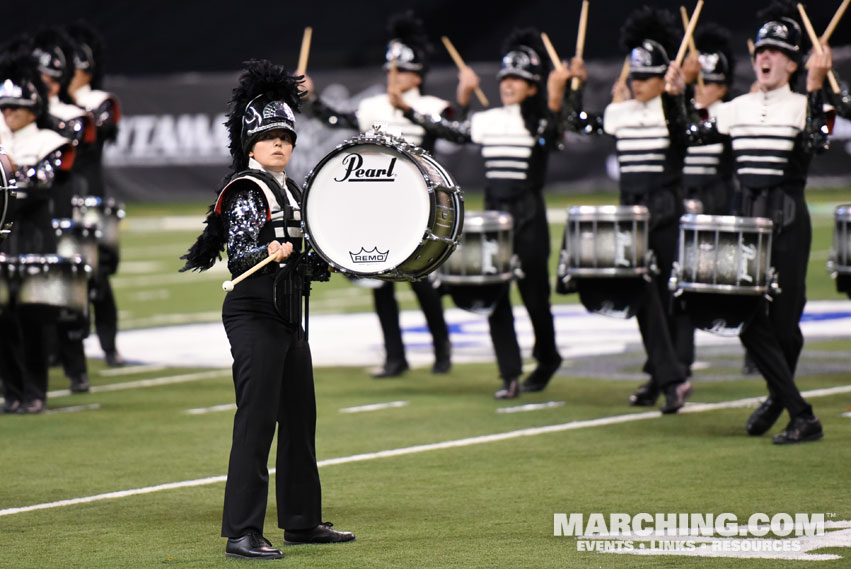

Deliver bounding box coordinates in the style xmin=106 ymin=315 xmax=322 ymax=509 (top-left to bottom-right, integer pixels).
xmin=441 ymin=36 xmax=489 ymax=107
xmin=571 ymin=0 xmax=589 ymax=91
xmin=797 ymin=3 xmax=841 ymax=94
xmin=222 ymin=252 xmax=279 ymax=292
xmin=680 ymin=5 xmax=704 ymax=89
xmin=296 ymin=26 xmax=312 ymax=75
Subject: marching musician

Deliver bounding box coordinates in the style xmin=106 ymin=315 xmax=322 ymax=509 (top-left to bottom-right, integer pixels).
xmin=180 ymin=60 xmax=354 ymax=558
xmin=563 ymin=7 xmax=694 ymax=413
xmin=0 ymin=50 xmax=75 ymax=414
xmin=663 ymin=0 xmax=830 ymax=443
xmin=31 ymin=27 xmax=96 ymax=393
xmin=301 ymin=12 xmax=452 ymax=378
xmin=66 ymin=20 xmax=125 ymax=368
xmin=390 ymin=29 xmax=567 ymax=399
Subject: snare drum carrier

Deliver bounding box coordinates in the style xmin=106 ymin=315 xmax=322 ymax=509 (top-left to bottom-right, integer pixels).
xmin=301 ymin=126 xmax=463 ymax=282
xmin=669 ymin=214 xmax=778 ymax=335
xmin=437 ymin=210 xmax=518 ymax=315
xmin=556 ymin=205 xmax=652 ymax=318
xmin=827 ymin=205 xmax=851 ymax=298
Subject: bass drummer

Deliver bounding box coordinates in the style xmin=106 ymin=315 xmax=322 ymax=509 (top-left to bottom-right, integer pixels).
xmin=301 ymin=11 xmax=452 ymax=378
xmin=663 ymin=1 xmax=831 ymax=443
xmin=390 ymin=28 xmax=568 ymax=399
xmin=180 ymin=60 xmax=354 ymax=557
xmin=0 ymin=50 xmax=75 ymax=414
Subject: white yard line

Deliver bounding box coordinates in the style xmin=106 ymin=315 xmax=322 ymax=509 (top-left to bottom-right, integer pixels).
xmin=339 ymin=401 xmax=409 ymax=414
xmin=496 ymin=401 xmax=566 ymax=413
xmin=3 ymin=384 xmax=850 ymax=518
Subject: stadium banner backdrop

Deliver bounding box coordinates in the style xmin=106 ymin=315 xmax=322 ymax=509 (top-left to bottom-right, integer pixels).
xmin=103 ymin=55 xmax=851 ymax=202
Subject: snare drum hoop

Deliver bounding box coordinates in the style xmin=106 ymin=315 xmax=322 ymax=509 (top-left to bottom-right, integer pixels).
xmin=675 ymin=214 xmax=774 ymax=293
xmin=0 ymin=154 xmax=16 ymax=238
xmin=565 ymin=205 xmax=650 ymax=276
xmin=302 ymin=132 xmax=461 ymax=279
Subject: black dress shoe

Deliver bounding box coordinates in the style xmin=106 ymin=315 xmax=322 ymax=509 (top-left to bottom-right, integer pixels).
xmin=746 ymin=397 xmax=783 ymax=436
xmin=660 ymin=380 xmax=693 ymax=414
xmin=70 ymin=374 xmax=91 ymax=394
xmin=17 ymin=399 xmax=45 ymax=414
xmin=284 ymin=522 xmax=355 ymax=545
xmin=629 ymin=381 xmax=660 ymax=406
xmin=105 ymin=351 xmax=126 ymax=367
xmin=772 ymin=415 xmax=823 ymax=445
xmin=494 ymin=378 xmax=519 ymax=400
xmin=1 ymin=400 xmax=21 ymax=414
xmin=371 ymin=360 xmax=409 ymax=378
xmin=225 ymin=533 xmax=284 ymax=559
xmin=520 ymin=356 xmax=563 ymax=393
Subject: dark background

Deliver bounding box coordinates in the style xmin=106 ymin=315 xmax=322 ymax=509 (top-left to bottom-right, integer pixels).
xmin=8 ymin=0 xmax=850 ymax=76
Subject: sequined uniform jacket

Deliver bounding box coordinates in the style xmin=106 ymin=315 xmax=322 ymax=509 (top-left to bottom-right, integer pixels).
xmin=73 ymin=85 xmax=121 ymax=198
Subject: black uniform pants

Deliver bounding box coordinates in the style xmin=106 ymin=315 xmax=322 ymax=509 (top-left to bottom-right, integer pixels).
xmin=739 ymin=191 xmax=812 ymax=419
xmin=0 ymin=309 xmax=50 ymax=403
xmin=486 ymin=191 xmax=560 ymax=380
xmin=92 ymin=270 xmax=119 ymax=355
xmin=373 ymin=279 xmax=449 ymax=364
xmin=221 ymin=274 xmax=321 ymax=537
xmin=622 ymin=189 xmax=691 ymax=386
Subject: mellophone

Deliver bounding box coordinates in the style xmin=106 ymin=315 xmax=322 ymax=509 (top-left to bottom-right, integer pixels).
xmin=556 ymin=205 xmax=780 ymax=334
xmin=827 ymin=204 xmax=851 ymax=298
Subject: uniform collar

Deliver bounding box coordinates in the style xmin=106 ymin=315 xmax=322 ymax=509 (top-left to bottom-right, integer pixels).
xmin=760 ymin=82 xmax=792 ymax=100
xmin=401 ymin=87 xmax=422 ymax=105
xmin=249 ymin=157 xmax=287 ymax=187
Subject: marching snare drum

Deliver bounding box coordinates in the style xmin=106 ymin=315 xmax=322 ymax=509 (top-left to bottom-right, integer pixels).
xmin=669 ymin=214 xmax=777 ymax=335
xmin=558 ymin=205 xmax=651 ymax=281
xmin=16 ymin=254 xmax=91 ymax=319
xmin=302 ymin=126 xmax=463 ymax=282
xmin=827 ymin=205 xmax=851 ymax=298
xmin=54 ymin=219 xmax=99 ymax=275
xmin=670 ymin=214 xmax=775 ymax=295
xmin=71 ymin=195 xmax=125 ymax=254
xmin=438 ymin=210 xmax=516 ymax=315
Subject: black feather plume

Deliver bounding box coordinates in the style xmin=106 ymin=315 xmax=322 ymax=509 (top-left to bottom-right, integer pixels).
xmin=32 ymin=27 xmax=77 ymax=104
xmin=757 ymin=0 xmax=809 ymax=53
xmin=387 ymin=11 xmax=431 ymax=56
xmin=0 ymin=47 xmax=50 ymax=127
xmin=66 ymin=20 xmax=106 ymax=89
xmin=225 ymin=59 xmax=304 ymax=172
xmin=179 ymin=203 xmax=225 ymax=272
xmin=620 ymin=6 xmax=679 ymax=59
xmin=501 ymin=27 xmax=551 ymax=74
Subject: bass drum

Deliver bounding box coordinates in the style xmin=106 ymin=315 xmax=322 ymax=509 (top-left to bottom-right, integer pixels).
xmin=301 ymin=126 xmax=463 ymax=282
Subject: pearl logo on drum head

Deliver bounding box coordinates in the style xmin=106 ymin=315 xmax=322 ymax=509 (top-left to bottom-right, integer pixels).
xmin=334 ymin=153 xmax=397 ymax=183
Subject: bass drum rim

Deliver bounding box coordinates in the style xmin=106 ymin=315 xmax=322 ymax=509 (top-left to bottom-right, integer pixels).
xmin=301 ymin=132 xmax=462 ymax=281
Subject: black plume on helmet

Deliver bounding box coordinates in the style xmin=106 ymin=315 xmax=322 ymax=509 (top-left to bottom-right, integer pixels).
xmin=755 ymin=0 xmax=807 ymax=60
xmin=66 ymin=20 xmax=105 ymax=89
xmin=225 ymin=59 xmax=304 ymax=173
xmin=695 ymin=23 xmax=735 ymax=86
xmin=384 ymin=11 xmax=432 ymax=75
xmin=0 ymin=48 xmax=49 ymax=126
xmin=31 ymin=27 xmax=76 ymax=103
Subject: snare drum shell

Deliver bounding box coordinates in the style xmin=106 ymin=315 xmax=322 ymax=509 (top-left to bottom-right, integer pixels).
xmin=72 ymin=196 xmax=124 ymax=253
xmin=676 ymin=214 xmax=773 ymax=294
xmin=55 ymin=220 xmax=99 ymax=275
xmin=17 ymin=254 xmax=90 ymax=318
xmin=563 ymin=205 xmax=650 ymax=277
xmin=833 ymin=205 xmax=851 ymax=274
xmin=440 ymin=211 xmax=514 ymax=285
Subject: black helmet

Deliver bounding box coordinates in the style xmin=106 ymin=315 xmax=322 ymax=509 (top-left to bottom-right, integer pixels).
xmin=497 ymin=28 xmax=548 ymax=85
xmin=695 ymin=24 xmax=735 ymax=86
xmin=383 ymin=11 xmax=431 ymax=75
xmin=225 ymin=59 xmax=304 ymax=172
xmin=31 ymin=28 xmax=76 ymax=93
xmin=754 ymin=0 xmax=806 ymax=61
xmin=0 ymin=50 xmax=47 ymax=119
xmin=620 ymin=6 xmax=679 ymax=80
xmin=66 ymin=20 xmax=106 ymax=89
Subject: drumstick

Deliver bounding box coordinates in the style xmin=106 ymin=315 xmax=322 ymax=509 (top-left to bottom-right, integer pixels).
xmin=296 ymin=26 xmax=312 ymax=75
xmin=541 ymin=32 xmax=564 ymax=72
xmin=675 ymin=0 xmax=703 ymax=66
xmin=617 ymin=55 xmax=630 ymax=85
xmin=441 ymin=36 xmax=489 ymax=107
xmin=222 ymin=251 xmax=279 ymax=292
xmin=747 ymin=38 xmax=755 ymax=58
xmin=680 ymin=5 xmax=705 ymax=89
xmin=821 ymin=0 xmax=850 ymax=43
xmin=571 ymin=0 xmax=590 ymax=90
xmin=797 ymin=3 xmax=841 ymax=94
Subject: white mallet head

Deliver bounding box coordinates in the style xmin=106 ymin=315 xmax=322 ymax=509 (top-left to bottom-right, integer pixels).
xmin=222 ymin=280 xmax=234 ymax=292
